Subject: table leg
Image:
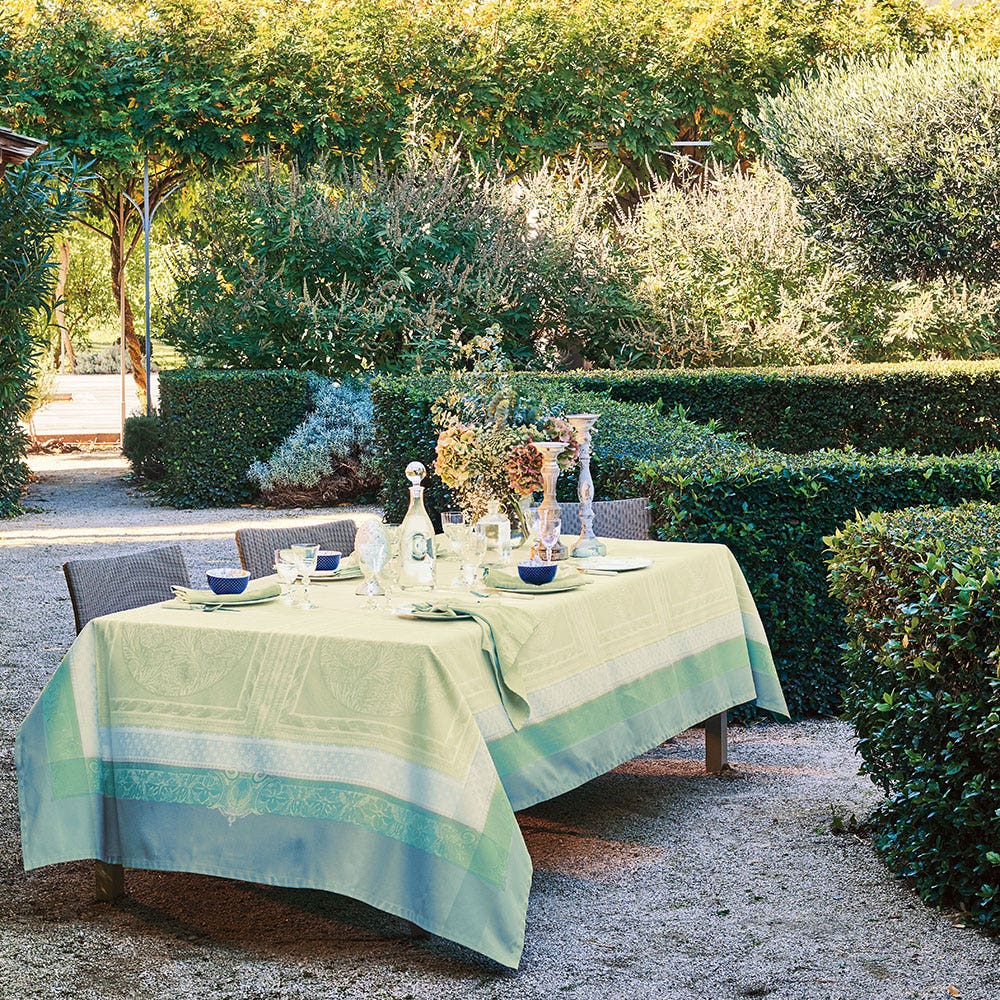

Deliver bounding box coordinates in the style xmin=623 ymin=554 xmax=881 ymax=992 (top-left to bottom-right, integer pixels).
xmin=705 ymin=711 xmax=728 ymax=774
xmin=95 ymin=861 xmax=124 ymax=901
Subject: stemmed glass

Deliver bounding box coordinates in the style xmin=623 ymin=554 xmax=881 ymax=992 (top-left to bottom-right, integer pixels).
xmin=355 ymin=521 xmax=389 ymax=609
xmin=273 ymin=548 xmax=298 ymax=605
xmin=291 ymin=543 xmax=319 ymax=610
xmin=538 ymin=512 xmax=561 ymax=564
xmin=460 ymin=524 xmax=488 ymax=590
xmin=440 ymin=510 xmax=466 ymax=588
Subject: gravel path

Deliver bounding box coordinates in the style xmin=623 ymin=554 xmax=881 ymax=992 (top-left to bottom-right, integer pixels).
xmin=2 ymin=452 xmax=998 ymax=999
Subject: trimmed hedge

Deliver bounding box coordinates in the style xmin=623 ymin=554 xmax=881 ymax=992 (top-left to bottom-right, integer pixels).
xmin=156 ymin=370 xmax=313 ymax=507
xmin=629 ymin=449 xmax=1000 ymax=718
xmin=540 ymin=360 xmax=1000 ymax=454
xmin=370 ymin=374 xmax=746 ymax=525
xmin=828 ymin=504 xmax=1000 ymax=931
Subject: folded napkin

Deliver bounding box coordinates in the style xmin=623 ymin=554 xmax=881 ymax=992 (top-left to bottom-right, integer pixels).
xmin=170 ymin=581 xmax=282 ymax=605
xmin=482 ymin=565 xmax=589 ymax=594
xmin=410 ymin=600 xmax=541 ymax=730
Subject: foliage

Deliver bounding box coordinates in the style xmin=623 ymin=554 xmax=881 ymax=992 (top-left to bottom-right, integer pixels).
xmin=617 ymin=164 xmax=851 ymax=367
xmin=828 ymin=503 xmax=1000 ymax=930
xmin=755 ymin=46 xmax=1000 ymax=283
xmin=247 ymin=376 xmax=377 ymax=504
xmin=543 ymin=361 xmax=1000 ymax=454
xmin=122 ymin=413 xmax=166 ymax=481
xmin=632 ymin=449 xmax=1000 ymax=718
xmin=370 ymin=372 xmax=745 ymax=526
xmin=155 ymin=369 xmax=313 ymax=507
xmin=615 ymin=163 xmax=1000 ymax=368
xmin=0 ymin=150 xmax=87 ymax=517
xmin=163 ymin=152 xmax=632 ymax=373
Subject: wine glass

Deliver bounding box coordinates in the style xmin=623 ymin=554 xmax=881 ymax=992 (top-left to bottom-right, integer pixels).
xmin=538 ymin=511 xmax=561 ymax=564
xmin=291 ymin=543 xmax=319 ymax=610
xmin=273 ymin=548 xmax=298 ymax=605
xmin=460 ymin=524 xmax=488 ymax=590
xmin=355 ymin=521 xmax=389 ymax=609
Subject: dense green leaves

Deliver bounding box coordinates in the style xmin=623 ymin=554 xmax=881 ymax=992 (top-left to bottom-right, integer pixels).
xmin=0 ymin=151 xmax=87 ymax=517
xmin=154 ymin=370 xmax=314 ymax=507
xmin=828 ymin=504 xmax=1000 ymax=931
xmin=539 ymin=361 xmax=1000 ymax=453
xmin=755 ymin=47 xmax=1000 ymax=282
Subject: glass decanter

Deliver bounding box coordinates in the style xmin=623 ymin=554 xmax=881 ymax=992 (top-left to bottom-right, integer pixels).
xmin=398 ymin=461 xmax=436 ymax=591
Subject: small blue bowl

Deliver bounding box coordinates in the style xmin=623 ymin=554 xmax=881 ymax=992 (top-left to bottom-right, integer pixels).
xmin=518 ymin=561 xmax=558 ymax=586
xmin=316 ymin=550 xmax=342 ymax=572
xmin=206 ymin=568 xmax=250 ymax=595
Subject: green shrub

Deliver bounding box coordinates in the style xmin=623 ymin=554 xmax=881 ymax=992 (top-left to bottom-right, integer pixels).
xmin=164 ymin=152 xmax=633 ymax=375
xmin=122 ymin=413 xmax=166 ymax=481
xmin=0 ymin=151 xmax=85 ymax=516
xmin=370 ymin=374 xmax=744 ymax=525
xmin=631 ymin=449 xmax=1000 ymax=717
xmin=755 ymin=47 xmax=1000 ymax=283
xmin=828 ymin=503 xmax=1000 ymax=931
xmin=542 ymin=361 xmax=1000 ymax=453
xmin=156 ymin=369 xmax=313 ymax=507
xmin=615 ymin=164 xmax=1000 ymax=368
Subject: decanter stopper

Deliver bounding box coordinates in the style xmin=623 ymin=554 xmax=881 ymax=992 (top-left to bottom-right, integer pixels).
xmin=405 ymin=461 xmax=426 ymax=486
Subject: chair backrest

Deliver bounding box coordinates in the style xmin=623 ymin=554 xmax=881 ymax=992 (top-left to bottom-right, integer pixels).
xmin=63 ymin=545 xmax=191 ymax=634
xmin=235 ymin=519 xmax=358 ymax=579
xmin=557 ymin=498 xmax=651 ymax=541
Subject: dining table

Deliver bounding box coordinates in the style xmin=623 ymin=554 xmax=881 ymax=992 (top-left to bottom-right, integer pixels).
xmin=16 ymin=536 xmax=788 ymax=969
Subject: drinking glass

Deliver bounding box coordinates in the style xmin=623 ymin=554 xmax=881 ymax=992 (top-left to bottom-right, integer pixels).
xmin=273 ymin=548 xmax=298 ymax=605
xmin=460 ymin=524 xmax=488 ymax=590
xmin=538 ymin=512 xmax=561 ymax=564
xmin=441 ymin=512 xmax=467 ymax=588
xmin=356 ymin=521 xmax=389 ymax=609
xmin=291 ymin=543 xmax=319 ymax=610
xmin=380 ymin=525 xmax=402 ymax=606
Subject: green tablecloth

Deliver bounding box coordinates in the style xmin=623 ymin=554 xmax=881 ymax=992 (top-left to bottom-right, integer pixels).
xmin=16 ymin=538 xmax=787 ymax=968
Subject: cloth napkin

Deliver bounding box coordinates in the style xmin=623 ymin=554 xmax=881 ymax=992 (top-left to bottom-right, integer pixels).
xmin=482 ymin=565 xmax=589 ymax=594
xmin=170 ymin=581 xmax=282 ymax=605
xmin=410 ymin=600 xmax=541 ymax=730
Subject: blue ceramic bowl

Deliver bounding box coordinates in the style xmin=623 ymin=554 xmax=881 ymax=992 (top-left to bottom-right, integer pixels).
xmin=518 ymin=561 xmax=558 ymax=586
xmin=206 ymin=568 xmax=250 ymax=595
xmin=316 ymin=550 xmax=342 ymax=572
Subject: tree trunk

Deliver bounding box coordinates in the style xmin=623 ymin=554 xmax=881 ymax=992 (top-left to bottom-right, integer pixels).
xmin=52 ymin=239 xmax=76 ymax=373
xmin=110 ymin=203 xmax=147 ymax=401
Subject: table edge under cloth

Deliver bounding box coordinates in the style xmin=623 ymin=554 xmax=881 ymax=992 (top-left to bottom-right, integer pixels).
xmin=15 ymin=539 xmax=787 ymax=969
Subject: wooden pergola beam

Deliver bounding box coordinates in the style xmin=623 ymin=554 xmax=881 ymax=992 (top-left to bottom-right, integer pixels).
xmin=0 ymin=126 xmax=48 ymax=178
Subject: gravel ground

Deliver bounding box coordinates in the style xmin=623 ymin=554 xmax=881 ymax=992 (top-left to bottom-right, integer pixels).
xmin=1 ymin=452 xmax=998 ymax=999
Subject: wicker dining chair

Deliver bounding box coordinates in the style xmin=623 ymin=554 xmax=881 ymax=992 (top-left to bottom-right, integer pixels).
xmin=557 ymin=497 xmax=651 ymax=541
xmin=63 ymin=545 xmax=191 ymax=634
xmin=235 ymin=518 xmax=358 ymax=579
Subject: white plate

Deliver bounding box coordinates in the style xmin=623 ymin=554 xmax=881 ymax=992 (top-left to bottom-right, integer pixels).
xmin=580 ymin=557 xmax=652 ymax=573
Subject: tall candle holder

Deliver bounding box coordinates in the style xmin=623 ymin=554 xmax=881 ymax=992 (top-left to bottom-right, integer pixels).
xmin=566 ymin=413 xmax=606 ymax=558
xmin=530 ymin=440 xmax=567 ymax=561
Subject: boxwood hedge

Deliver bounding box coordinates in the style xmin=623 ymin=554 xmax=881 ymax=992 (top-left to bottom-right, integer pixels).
xmin=628 ymin=449 xmax=1000 ymax=717
xmin=538 ymin=360 xmax=1000 ymax=454
xmin=828 ymin=504 xmax=1000 ymax=932
xmin=156 ymin=369 xmax=314 ymax=507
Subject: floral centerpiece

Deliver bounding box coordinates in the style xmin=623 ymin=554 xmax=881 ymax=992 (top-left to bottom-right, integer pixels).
xmin=431 ymin=331 xmax=578 ymax=534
